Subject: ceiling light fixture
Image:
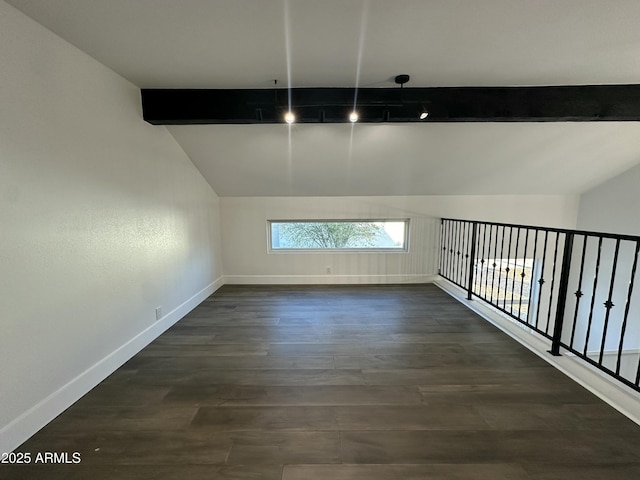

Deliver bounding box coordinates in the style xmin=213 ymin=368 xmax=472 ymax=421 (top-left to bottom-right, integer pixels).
xmin=395 ymin=74 xmax=410 ymax=88
xmin=349 ymin=111 xmax=359 ymax=123
xmin=284 ymin=111 xmax=295 ymax=124
xmin=419 ymin=110 xmax=429 ymax=120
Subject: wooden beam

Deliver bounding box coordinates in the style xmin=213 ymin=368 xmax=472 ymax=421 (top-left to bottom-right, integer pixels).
xmin=141 ymin=85 xmax=640 ymax=124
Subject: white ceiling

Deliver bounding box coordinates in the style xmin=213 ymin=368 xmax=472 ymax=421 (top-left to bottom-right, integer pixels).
xmin=169 ymin=122 xmax=640 ymax=196
xmin=7 ymin=0 xmax=640 ymax=196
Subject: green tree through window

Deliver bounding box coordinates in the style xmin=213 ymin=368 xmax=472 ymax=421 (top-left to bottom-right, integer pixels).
xmin=270 ymin=220 xmax=408 ymax=250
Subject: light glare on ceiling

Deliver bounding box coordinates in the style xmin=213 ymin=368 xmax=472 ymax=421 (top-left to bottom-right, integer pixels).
xmin=349 ymin=111 xmax=359 ymax=122
xmin=284 ymin=112 xmax=295 ymax=124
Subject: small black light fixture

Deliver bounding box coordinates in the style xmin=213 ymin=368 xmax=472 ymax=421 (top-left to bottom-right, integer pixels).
xmin=419 ymin=107 xmax=429 ymax=120
xmin=395 ymin=74 xmax=410 ymax=87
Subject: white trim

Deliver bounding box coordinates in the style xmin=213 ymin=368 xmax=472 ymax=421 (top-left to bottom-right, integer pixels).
xmin=434 ymin=278 xmax=640 ymax=426
xmin=224 ymin=274 xmax=437 ymax=285
xmin=268 ymin=248 xmax=409 ymax=254
xmin=0 ymin=276 xmax=224 ymax=454
xmin=583 ymin=348 xmax=640 ymax=357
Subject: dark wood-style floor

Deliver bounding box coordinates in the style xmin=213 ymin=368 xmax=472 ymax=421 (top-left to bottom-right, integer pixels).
xmin=4 ymin=284 xmax=640 ymax=479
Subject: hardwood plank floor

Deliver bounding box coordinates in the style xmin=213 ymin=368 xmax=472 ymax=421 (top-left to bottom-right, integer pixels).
xmin=3 ymin=284 xmax=640 ymax=479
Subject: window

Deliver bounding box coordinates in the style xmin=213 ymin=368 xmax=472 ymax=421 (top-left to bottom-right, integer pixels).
xmin=269 ymin=220 xmax=409 ymax=252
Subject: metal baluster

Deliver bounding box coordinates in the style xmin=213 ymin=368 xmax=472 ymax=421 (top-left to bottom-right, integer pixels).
xmin=534 ymin=231 xmax=550 ymax=331
xmin=545 ymin=232 xmax=561 ymax=335
xmin=490 ymin=225 xmax=499 ymax=303
xmin=584 ymin=237 xmax=604 ymax=357
xmin=510 ymin=227 xmax=521 ymax=315
xmin=448 ymin=220 xmax=454 ymax=276
xmin=451 ymin=220 xmax=460 ymax=283
xmin=466 ymin=221 xmax=474 ymax=288
xmin=467 ymin=222 xmax=478 ymax=301
xmin=569 ymin=235 xmax=589 ymax=350
xmin=497 ymin=226 xmax=506 ymax=306
xmin=599 ymin=239 xmax=621 ymax=365
xmin=446 ymin=220 xmax=454 ymax=280
xmin=476 ymin=223 xmax=488 ymax=295
xmin=550 ymin=233 xmax=574 ymax=356
xmin=461 ymin=220 xmax=469 ymax=286
xmin=453 ymin=221 xmax=458 ymax=282
xmin=517 ymin=228 xmax=529 ymax=320
xmin=458 ymin=221 xmax=467 ymax=286
xmin=618 ymin=241 xmax=639 ymax=376
xmin=504 ymin=227 xmax=514 ymax=310
xmin=526 ymin=229 xmax=540 ymax=327
xmin=456 ymin=222 xmax=464 ymax=285
xmin=460 ymin=221 xmax=467 ymax=286
xmin=439 ymin=219 xmax=445 ymax=276
xmin=486 ymin=225 xmax=495 ymax=301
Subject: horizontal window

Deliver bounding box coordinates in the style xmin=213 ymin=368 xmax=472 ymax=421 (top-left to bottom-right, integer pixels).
xmin=269 ymin=220 xmax=409 ymax=251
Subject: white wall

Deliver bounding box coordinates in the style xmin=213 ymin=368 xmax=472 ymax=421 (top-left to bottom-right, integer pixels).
xmin=221 ymin=195 xmax=578 ymax=284
xmin=577 ymin=161 xmax=640 ymax=236
xmin=0 ymin=1 xmax=223 ymax=452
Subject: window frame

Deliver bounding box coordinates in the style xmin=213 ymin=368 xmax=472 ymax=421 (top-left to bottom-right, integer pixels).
xmin=267 ymin=219 xmax=410 ymax=253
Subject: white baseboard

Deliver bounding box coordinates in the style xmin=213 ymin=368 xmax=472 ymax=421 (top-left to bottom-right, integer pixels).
xmin=584 ymin=349 xmax=640 ymax=357
xmin=0 ymin=276 xmax=224 ymax=454
xmin=434 ymin=278 xmax=640 ymax=426
xmin=224 ymin=274 xmax=437 ymax=285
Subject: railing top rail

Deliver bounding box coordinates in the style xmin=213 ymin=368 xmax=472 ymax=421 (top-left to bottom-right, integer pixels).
xmin=441 ymin=218 xmax=640 ymax=243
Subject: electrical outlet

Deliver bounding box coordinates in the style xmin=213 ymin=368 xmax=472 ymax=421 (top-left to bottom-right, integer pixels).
xmin=326 ymin=266 xmax=331 ymax=274
xmin=155 ymin=307 xmax=162 ymax=320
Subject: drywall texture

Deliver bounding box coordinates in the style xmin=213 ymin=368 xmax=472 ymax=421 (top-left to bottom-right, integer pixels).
xmin=0 ymin=1 xmax=222 ymax=449
xmin=577 ymin=161 xmax=640 ymax=236
xmin=220 ymin=195 xmax=578 ymax=283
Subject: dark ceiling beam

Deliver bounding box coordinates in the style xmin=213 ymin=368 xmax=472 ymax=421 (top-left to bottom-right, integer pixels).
xmin=141 ymin=85 xmax=640 ymax=124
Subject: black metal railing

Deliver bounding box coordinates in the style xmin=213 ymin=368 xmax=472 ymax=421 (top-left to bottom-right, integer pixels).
xmin=440 ymin=218 xmax=640 ymax=393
